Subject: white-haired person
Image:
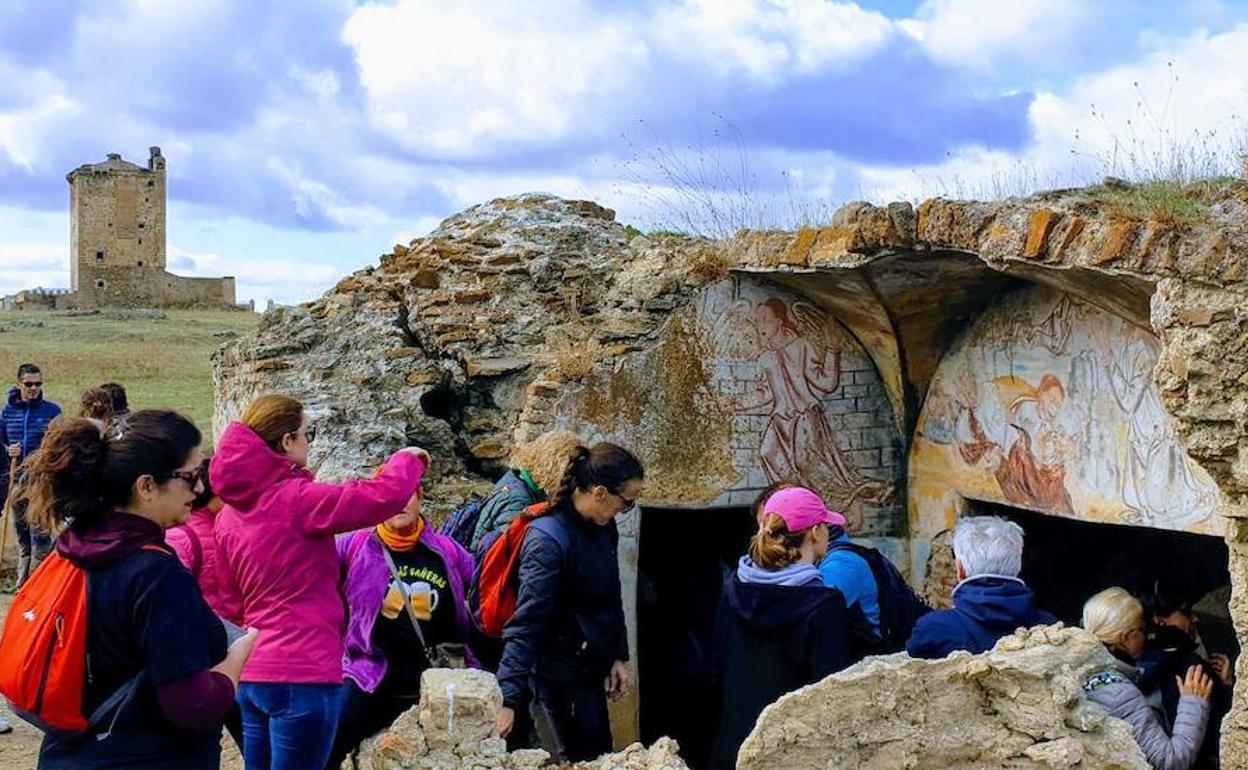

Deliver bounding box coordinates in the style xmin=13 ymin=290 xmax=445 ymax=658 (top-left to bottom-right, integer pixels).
xmin=1082 ymin=587 xmax=1211 ymax=770
xmin=906 ymin=516 xmax=1055 ymax=658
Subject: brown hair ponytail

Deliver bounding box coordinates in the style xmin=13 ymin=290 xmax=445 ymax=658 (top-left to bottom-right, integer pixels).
xmin=19 ymin=410 xmax=201 ymax=533
xmin=749 ymin=513 xmax=807 ymax=570
xmin=547 ymin=442 xmax=644 ymax=513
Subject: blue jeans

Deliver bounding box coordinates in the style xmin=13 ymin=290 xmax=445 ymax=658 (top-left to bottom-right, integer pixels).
xmin=237 ymin=682 xmax=344 ymax=770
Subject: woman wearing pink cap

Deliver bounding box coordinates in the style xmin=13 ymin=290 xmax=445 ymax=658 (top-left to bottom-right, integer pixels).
xmin=710 ymin=486 xmax=853 ymax=770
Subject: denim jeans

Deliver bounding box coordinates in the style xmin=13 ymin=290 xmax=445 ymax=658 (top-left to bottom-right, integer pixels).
xmin=237 ymin=682 xmax=344 ymax=770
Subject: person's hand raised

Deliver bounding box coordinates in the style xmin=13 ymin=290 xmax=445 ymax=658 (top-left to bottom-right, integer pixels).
xmin=401 ymin=447 xmax=432 ymax=467
xmin=1177 ymin=664 xmax=1213 ymax=701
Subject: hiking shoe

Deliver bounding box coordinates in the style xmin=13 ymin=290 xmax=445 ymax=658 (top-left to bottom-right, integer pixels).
xmin=0 ymin=715 xmax=12 ymax=734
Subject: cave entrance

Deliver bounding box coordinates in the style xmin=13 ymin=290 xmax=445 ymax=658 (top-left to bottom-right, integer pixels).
xmin=637 ymin=505 xmax=756 ymax=770
xmin=965 ymin=500 xmax=1236 ymax=656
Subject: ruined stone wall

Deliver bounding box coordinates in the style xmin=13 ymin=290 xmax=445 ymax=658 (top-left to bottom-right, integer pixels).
xmin=548 ymin=277 xmax=903 ymax=533
xmin=61 ymin=266 xmax=236 ymax=309
xmin=215 ymin=180 xmax=1248 ymax=765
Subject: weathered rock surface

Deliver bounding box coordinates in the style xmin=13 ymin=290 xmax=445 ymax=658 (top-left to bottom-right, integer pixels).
xmin=215 ymin=180 xmax=1248 ymax=763
xmin=738 ymin=625 xmax=1148 ymax=770
xmin=356 ymin=668 xmax=688 ymax=770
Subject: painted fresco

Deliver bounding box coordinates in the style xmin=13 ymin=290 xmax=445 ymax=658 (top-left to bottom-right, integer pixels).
xmin=912 ymin=285 xmax=1221 ymax=538
xmin=554 ymin=277 xmax=902 ymax=533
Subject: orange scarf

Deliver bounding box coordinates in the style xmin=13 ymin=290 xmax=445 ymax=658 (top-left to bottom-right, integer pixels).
xmin=376 ymin=517 xmax=424 ymax=552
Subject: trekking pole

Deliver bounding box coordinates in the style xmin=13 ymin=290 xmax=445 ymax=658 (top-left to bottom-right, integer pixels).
xmin=0 ymin=455 xmax=17 ymax=579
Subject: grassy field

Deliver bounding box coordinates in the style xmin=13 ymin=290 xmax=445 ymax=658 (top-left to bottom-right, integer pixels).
xmin=0 ymin=309 xmax=259 ymax=441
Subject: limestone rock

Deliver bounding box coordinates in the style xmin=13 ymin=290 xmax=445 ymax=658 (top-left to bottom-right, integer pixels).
xmin=359 ymin=670 xmax=687 ymax=770
xmin=418 ymin=669 xmax=502 ymax=751
xmin=737 ymin=625 xmax=1149 ymax=770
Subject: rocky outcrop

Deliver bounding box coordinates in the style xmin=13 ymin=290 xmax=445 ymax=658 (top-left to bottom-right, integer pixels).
xmin=213 ymin=194 xmax=714 ymax=513
xmin=738 ymin=625 xmax=1148 ymax=770
xmin=355 ymin=668 xmax=688 ymax=770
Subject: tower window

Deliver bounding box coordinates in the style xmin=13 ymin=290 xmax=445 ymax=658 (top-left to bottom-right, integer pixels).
xmin=95 ymin=251 xmax=104 ymax=262
xmin=95 ymin=279 xmax=106 ymax=289
xmin=137 ymin=260 xmax=144 ymax=267
xmin=138 ymin=222 xmax=145 ymax=229
xmin=147 ymin=180 xmax=154 ymax=188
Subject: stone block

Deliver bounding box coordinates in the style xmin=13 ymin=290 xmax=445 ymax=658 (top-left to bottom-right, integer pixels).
xmin=417 ymin=669 xmax=503 ymax=751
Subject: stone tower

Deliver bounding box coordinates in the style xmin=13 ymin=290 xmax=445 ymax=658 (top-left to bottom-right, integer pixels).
xmin=67 ymin=147 xmax=167 ymax=293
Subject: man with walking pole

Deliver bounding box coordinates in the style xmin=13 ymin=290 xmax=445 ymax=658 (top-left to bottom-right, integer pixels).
xmin=0 ymin=363 xmax=62 ymax=587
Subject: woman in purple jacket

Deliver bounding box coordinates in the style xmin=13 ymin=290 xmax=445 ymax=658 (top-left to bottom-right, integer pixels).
xmin=326 ymin=485 xmax=476 ymax=769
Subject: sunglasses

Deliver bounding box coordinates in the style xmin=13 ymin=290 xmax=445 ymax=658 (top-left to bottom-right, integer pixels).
xmin=168 ymin=466 xmax=204 ymax=488
xmin=608 ymin=488 xmax=638 ymax=514
xmin=20 ymin=381 xmax=43 ymax=389
xmin=288 ymin=425 xmax=316 ymax=444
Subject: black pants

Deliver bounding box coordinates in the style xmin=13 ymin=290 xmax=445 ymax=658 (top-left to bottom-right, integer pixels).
xmin=537 ymin=677 xmax=612 ymax=763
xmin=324 ymin=680 xmax=417 ymax=770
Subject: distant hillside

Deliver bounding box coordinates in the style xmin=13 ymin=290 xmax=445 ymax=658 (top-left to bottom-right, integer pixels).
xmin=0 ymin=309 xmax=259 ymax=442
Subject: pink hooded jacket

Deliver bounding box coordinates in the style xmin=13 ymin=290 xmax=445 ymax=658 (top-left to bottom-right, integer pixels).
xmin=210 ymin=422 xmax=426 ymax=684
xmin=166 ymin=507 xmax=235 ymax=621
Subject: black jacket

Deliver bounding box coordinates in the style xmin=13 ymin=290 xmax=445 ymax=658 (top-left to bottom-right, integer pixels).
xmin=709 ymin=575 xmax=852 ymax=770
xmin=496 ymin=505 xmax=628 ymax=709
xmin=1137 ymin=626 xmax=1231 ymax=770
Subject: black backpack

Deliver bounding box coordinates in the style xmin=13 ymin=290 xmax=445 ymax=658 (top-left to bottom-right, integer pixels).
xmin=438 ymin=494 xmax=486 ymax=549
xmin=826 ymin=541 xmax=930 ymax=653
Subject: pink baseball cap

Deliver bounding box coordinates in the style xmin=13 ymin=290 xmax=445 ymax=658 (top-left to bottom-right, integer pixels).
xmin=764 ymin=487 xmax=847 ymax=530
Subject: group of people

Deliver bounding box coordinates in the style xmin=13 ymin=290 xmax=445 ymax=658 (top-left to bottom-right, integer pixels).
xmin=712 ymin=496 xmax=1230 ymax=770
xmin=0 ymin=368 xmax=646 ymax=770
xmin=0 ymin=360 xmax=1235 ymax=770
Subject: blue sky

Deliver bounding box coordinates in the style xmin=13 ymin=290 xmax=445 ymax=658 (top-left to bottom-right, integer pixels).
xmin=1 ymin=0 xmax=1246 ymax=306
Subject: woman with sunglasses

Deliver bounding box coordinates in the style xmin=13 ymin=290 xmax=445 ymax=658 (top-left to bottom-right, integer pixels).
xmin=211 ymin=394 xmax=430 ymax=770
xmin=494 ymin=442 xmax=644 ymax=762
xmin=19 ymin=411 xmax=258 ymax=769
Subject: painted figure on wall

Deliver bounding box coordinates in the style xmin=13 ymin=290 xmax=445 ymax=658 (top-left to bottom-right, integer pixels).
xmin=915 ymin=285 xmax=1221 ymax=534
xmin=1108 ymin=326 xmax=1218 ymax=527
xmin=728 ymin=298 xmax=893 ymax=511
xmin=956 ymin=374 xmax=1076 ymax=515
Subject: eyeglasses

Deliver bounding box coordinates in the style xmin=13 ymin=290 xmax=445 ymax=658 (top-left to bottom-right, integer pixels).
xmin=608 ymin=489 xmax=638 ymax=515
xmin=286 ymin=425 xmax=316 ymax=444
xmin=168 ymin=467 xmax=204 ymax=489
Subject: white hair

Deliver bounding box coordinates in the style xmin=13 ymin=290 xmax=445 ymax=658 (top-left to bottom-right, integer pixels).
xmin=952 ymin=516 xmax=1024 ymax=579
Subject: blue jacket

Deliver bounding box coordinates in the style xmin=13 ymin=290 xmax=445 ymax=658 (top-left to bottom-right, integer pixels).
xmin=0 ymin=386 xmax=61 ymax=493
xmin=906 ymin=576 xmax=1055 ymax=659
xmin=818 ymin=534 xmax=881 ymax=632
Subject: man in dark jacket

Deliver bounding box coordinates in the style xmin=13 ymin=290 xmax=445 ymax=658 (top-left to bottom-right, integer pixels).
xmin=907 ymin=516 xmax=1055 ymax=659
xmin=1 ymin=363 xmax=62 ymax=585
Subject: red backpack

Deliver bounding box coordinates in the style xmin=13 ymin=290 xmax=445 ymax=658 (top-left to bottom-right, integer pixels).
xmin=0 ymin=544 xmax=169 ymax=732
xmin=469 ymin=503 xmax=569 ymax=638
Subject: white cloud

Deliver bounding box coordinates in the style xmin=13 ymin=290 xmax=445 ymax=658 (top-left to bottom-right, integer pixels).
xmin=910 ymin=0 xmax=1088 ymax=69
xmin=0 ymin=244 xmax=70 ymax=295
xmin=653 ymin=0 xmax=896 ymax=82
xmin=343 ymin=0 xmax=648 ymax=156
xmin=169 ymin=246 xmax=348 ymax=305
xmin=264 ymin=158 xmax=390 ymax=230
xmin=854 ymin=22 xmax=1248 ymax=202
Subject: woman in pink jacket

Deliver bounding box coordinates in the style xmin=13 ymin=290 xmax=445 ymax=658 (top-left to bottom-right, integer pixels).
xmin=211 ymin=394 xmax=428 ymax=770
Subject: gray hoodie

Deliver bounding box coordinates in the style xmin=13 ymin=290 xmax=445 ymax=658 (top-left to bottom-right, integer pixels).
xmin=736 ymin=555 xmax=823 ymax=587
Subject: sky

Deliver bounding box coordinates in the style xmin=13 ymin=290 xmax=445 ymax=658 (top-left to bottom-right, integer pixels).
xmin=1 ymin=0 xmax=1247 ymax=307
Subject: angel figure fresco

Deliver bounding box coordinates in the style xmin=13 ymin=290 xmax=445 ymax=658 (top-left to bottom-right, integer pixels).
xmin=955 ymin=373 xmax=1077 ymax=515
xmin=723 ymin=297 xmax=893 ymax=513
xmin=1108 ymin=326 xmax=1218 ymax=527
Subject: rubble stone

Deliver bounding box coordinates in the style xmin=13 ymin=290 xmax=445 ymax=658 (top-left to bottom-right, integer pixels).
xmin=738 ymin=625 xmax=1149 ymax=770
